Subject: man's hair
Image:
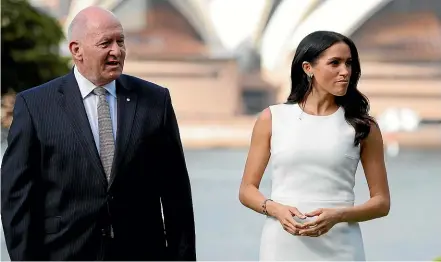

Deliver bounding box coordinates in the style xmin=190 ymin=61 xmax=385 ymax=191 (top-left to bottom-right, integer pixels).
xmin=67 ymin=21 xmax=74 ymax=42
xmin=67 ymin=16 xmax=83 ymax=42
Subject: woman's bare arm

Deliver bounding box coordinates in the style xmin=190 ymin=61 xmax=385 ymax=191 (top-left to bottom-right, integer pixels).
xmin=238 ymin=108 xmax=272 ymax=214
xmin=239 ymin=108 xmax=305 ymax=235
xmin=338 ymin=121 xmax=391 ymax=222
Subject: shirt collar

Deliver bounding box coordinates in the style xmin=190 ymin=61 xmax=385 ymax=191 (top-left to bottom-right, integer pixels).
xmin=73 ymin=66 xmax=116 ymax=99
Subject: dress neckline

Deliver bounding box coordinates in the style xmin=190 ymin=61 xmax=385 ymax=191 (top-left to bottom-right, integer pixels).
xmin=296 ymin=103 xmax=342 ymax=119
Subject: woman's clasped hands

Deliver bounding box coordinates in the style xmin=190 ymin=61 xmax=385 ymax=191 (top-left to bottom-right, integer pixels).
xmin=268 ymin=202 xmax=343 ymax=237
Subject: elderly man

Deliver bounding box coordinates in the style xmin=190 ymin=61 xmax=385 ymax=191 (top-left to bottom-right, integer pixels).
xmin=1 ymin=6 xmax=196 ymax=261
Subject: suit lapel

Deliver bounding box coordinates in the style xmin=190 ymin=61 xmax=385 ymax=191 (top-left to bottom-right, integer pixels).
xmin=57 ymin=72 xmax=108 ymax=190
xmin=108 ymin=76 xmax=138 ymax=188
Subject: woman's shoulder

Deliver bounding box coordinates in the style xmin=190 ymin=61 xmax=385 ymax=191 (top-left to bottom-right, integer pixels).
xmin=254 ymin=103 xmax=300 ymax=124
xmin=268 ymin=103 xmax=299 ymax=116
xmin=269 ymin=102 xmax=298 ymax=110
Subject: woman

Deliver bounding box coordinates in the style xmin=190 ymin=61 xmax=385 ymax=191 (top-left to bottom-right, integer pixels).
xmin=239 ymin=31 xmax=390 ymax=260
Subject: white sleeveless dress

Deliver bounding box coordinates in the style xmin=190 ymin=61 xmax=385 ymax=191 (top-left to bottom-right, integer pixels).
xmin=259 ymin=103 xmax=366 ymax=261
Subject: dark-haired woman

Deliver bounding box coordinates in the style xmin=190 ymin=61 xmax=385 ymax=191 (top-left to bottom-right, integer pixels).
xmin=239 ymin=31 xmax=390 ymax=260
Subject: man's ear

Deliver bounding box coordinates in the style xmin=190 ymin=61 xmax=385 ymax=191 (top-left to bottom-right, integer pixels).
xmin=69 ymin=41 xmax=82 ymax=61
xmin=302 ymin=61 xmax=313 ymax=77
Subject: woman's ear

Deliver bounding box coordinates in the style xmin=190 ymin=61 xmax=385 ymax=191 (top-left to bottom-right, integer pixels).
xmin=302 ymin=61 xmax=313 ymax=77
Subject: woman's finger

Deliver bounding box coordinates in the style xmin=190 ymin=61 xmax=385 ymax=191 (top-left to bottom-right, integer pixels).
xmin=282 ymin=221 xmax=299 ymax=235
xmin=302 ymin=216 xmax=323 ymax=228
xmin=305 ymin=208 xmax=323 ymax=217
xmin=288 ymin=207 xmax=306 ymax=219
xmin=286 ymin=215 xmax=306 ymax=230
xmin=299 ymin=224 xmax=327 ymax=236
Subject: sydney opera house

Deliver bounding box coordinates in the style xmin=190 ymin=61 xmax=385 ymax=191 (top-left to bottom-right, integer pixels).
xmin=29 ymin=0 xmax=441 ymax=148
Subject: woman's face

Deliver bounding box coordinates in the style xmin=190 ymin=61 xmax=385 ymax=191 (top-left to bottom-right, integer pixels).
xmin=304 ymin=42 xmax=353 ymax=97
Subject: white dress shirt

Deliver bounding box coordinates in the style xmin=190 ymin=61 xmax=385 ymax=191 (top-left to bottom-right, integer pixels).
xmin=73 ymin=66 xmax=118 ymax=153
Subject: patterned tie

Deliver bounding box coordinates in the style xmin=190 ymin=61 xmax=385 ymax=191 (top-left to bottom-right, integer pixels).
xmin=93 ymin=87 xmax=115 ymax=182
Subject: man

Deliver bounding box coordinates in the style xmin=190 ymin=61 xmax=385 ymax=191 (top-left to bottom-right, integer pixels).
xmin=1 ymin=6 xmax=196 ymax=261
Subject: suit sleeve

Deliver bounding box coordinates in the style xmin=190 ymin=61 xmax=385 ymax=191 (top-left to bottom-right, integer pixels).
xmin=1 ymin=93 xmax=42 ymax=260
xmin=160 ymin=88 xmax=196 ymax=261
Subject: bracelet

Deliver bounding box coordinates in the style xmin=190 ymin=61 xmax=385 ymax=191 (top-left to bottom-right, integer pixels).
xmin=262 ymin=199 xmax=273 ymax=216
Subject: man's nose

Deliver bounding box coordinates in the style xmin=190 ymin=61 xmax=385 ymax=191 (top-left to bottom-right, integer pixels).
xmin=109 ymin=42 xmax=122 ymax=57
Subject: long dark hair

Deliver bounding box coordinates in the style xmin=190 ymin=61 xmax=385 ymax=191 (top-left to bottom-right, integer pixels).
xmin=287 ymin=30 xmax=374 ymax=146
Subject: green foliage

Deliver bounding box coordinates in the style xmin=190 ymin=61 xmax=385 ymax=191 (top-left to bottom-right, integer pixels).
xmin=434 ymin=256 xmax=441 ymax=261
xmin=1 ymin=0 xmax=70 ymax=95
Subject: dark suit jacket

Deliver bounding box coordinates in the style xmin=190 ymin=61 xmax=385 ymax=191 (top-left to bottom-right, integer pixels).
xmin=1 ymin=71 xmax=196 ymax=261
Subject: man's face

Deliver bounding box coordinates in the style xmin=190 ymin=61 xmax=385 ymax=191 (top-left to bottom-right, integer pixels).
xmin=74 ymin=19 xmax=126 ymax=86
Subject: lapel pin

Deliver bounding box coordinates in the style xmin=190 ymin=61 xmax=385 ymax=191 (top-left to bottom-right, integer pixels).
xmin=126 ymin=98 xmax=130 ymax=102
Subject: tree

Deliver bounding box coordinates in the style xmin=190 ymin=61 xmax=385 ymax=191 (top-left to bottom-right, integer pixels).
xmin=1 ymin=0 xmax=71 ymax=129
xmin=1 ymin=0 xmax=70 ymax=96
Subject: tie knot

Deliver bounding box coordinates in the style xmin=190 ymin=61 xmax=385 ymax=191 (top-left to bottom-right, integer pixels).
xmin=93 ymin=87 xmax=107 ymax=96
